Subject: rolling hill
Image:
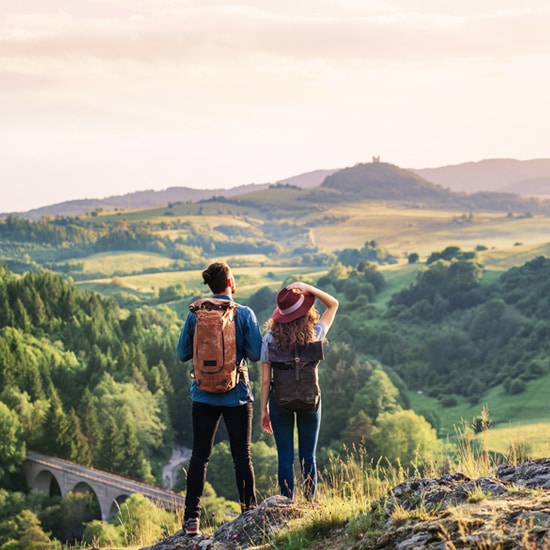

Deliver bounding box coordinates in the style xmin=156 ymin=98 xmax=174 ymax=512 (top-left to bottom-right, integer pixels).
xmin=1 ymin=183 xmax=271 ymax=221
xmin=321 ymin=161 xmax=450 ymax=200
xmin=0 ymin=169 xmax=336 ymax=221
xmin=241 ymin=162 xmax=550 ymax=215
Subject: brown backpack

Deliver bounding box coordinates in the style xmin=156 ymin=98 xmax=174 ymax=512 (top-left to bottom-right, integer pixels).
xmin=189 ymin=298 xmax=245 ymax=393
xmin=268 ymin=340 xmax=324 ymax=410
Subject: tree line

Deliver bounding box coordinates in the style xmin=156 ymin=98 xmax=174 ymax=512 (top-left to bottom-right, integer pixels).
xmin=0 ymin=215 xmax=317 ymax=278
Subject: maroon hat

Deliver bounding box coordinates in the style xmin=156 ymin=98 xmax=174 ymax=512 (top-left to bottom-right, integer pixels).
xmin=272 ymin=287 xmax=315 ymax=323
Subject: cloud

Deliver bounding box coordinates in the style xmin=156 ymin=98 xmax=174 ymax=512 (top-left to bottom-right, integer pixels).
xmin=2 ymin=0 xmax=548 ymax=123
xmin=2 ymin=2 xmax=550 ymax=71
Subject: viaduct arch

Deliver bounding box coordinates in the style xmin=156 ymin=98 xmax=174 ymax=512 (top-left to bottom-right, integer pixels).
xmin=23 ymin=451 xmax=185 ymax=521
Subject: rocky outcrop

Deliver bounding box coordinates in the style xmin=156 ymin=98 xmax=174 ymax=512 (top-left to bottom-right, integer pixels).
xmin=357 ymin=458 xmax=550 ymax=549
xmin=143 ymin=495 xmax=306 ymax=550
xmin=143 ymin=459 xmax=550 ymax=550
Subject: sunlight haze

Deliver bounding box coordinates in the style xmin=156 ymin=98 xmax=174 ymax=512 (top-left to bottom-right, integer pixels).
xmin=1 ymin=1 xmax=550 ymax=212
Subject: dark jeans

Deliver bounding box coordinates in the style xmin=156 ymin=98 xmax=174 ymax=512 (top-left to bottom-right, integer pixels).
xmin=184 ymin=401 xmax=256 ymax=520
xmin=269 ymin=393 xmax=321 ymax=500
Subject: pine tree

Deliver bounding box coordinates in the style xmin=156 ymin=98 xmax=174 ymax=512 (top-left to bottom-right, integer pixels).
xmin=68 ymin=408 xmax=92 ymax=466
xmin=78 ymin=388 xmax=102 ymax=459
xmin=12 ymin=298 xmax=31 ymax=332
xmin=148 ymin=361 xmax=174 ymax=395
xmin=119 ymin=422 xmax=153 ymax=483
xmin=96 ymin=416 xmax=125 ymax=473
xmin=39 ymin=386 xmax=74 ymax=458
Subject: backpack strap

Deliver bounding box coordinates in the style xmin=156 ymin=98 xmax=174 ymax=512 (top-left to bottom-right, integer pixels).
xmin=189 ymin=298 xmax=238 ymax=313
xmin=294 ymin=348 xmax=301 ymax=381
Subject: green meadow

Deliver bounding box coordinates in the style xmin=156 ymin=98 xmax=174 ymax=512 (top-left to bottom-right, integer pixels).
xmin=76 ymin=261 xmax=328 ymax=301
xmin=78 ymin=251 xmax=176 ymax=274
xmin=408 ymin=371 xmax=550 ymax=459
xmin=310 ymin=203 xmax=549 ymax=259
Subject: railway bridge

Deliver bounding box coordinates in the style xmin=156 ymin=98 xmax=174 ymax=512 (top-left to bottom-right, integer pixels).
xmin=23 ymin=451 xmax=185 ymax=521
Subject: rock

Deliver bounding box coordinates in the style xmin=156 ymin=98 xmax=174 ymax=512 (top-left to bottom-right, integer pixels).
xmin=142 ymin=495 xmax=306 ymax=550
xmin=373 ymin=471 xmax=507 ymax=518
xmin=354 ymin=459 xmax=550 ymax=549
xmin=497 ymin=457 xmax=550 ymax=488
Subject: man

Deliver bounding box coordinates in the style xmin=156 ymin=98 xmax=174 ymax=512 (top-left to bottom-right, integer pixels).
xmin=176 ymin=261 xmax=262 ymax=536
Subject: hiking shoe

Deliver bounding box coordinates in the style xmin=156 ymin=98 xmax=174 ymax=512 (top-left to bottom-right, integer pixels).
xmin=184 ymin=517 xmax=200 ymax=537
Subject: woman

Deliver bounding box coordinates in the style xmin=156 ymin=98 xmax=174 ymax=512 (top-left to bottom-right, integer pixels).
xmin=260 ymin=281 xmax=338 ymax=500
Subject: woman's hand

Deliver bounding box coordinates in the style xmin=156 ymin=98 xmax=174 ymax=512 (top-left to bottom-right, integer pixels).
xmin=261 ymin=411 xmax=273 ymax=435
xmin=285 ymin=281 xmax=309 ymax=294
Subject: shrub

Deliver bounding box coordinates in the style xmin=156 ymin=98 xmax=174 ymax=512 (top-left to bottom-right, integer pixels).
xmin=440 ymin=395 xmax=458 ymax=407
xmin=82 ymin=520 xmax=122 ymax=546
xmin=508 ymin=378 xmax=527 ymax=395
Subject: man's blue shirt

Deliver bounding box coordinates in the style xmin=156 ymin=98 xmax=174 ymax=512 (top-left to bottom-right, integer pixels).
xmin=176 ymin=295 xmax=262 ymax=406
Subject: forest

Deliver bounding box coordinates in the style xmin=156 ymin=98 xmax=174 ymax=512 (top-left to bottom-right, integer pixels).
xmin=1 ymin=162 xmax=549 ymax=546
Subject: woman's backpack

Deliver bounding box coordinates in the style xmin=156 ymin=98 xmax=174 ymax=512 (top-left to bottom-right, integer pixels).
xmin=268 ymin=340 xmax=324 ymax=410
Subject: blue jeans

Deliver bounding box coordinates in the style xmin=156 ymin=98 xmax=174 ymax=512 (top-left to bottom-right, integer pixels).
xmin=269 ymin=392 xmax=321 ymax=499
xmin=185 ymin=401 xmax=256 ymax=520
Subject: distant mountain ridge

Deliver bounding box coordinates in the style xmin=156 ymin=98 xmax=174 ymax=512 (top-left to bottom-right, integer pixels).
xmin=1 ymin=184 xmax=271 ymax=221
xmin=3 ymin=159 xmax=550 ymax=220
xmin=1 ymin=169 xmax=338 ymax=221
xmin=410 ymin=158 xmax=550 ymax=195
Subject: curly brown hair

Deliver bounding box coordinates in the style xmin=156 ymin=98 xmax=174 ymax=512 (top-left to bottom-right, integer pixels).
xmin=267 ymin=308 xmax=320 ymax=351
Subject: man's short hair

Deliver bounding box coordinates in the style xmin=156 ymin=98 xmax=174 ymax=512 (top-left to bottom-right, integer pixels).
xmin=202 ymin=262 xmax=231 ymax=294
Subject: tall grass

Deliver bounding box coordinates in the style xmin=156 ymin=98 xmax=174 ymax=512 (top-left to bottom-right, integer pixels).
xmin=269 ymin=447 xmax=412 ymax=549
xmin=269 ymin=409 xmax=530 ymax=549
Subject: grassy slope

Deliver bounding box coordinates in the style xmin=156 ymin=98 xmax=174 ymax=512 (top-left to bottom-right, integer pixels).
xmin=310 ymin=203 xmax=549 ymax=259
xmin=77 ymin=251 xmax=176 ymax=274
xmin=408 ymin=372 xmax=550 ymax=458
xmin=77 ymin=263 xmax=328 ymax=300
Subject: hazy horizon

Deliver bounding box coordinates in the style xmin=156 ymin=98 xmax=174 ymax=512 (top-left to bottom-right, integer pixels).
xmin=2 ymin=1 xmax=550 ymax=212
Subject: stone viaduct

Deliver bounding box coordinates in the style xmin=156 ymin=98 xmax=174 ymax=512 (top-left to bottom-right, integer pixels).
xmin=23 ymin=451 xmax=185 ymax=521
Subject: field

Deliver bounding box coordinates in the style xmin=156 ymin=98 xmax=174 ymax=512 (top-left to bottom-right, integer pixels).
xmin=310 ymin=203 xmax=549 ymax=259
xmin=76 ymin=261 xmax=328 ymax=301
xmin=408 ymin=371 xmax=550 ymax=459
xmin=77 ymin=251 xmax=176 ymax=275
xmin=480 ymin=420 xmax=550 ymax=458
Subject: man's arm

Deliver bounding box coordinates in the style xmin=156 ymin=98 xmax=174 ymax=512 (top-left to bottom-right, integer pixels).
xmin=176 ymin=312 xmax=196 ymax=362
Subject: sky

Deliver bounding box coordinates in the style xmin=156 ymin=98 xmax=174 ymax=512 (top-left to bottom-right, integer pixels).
xmin=2 ymin=1 xmax=550 ymax=213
